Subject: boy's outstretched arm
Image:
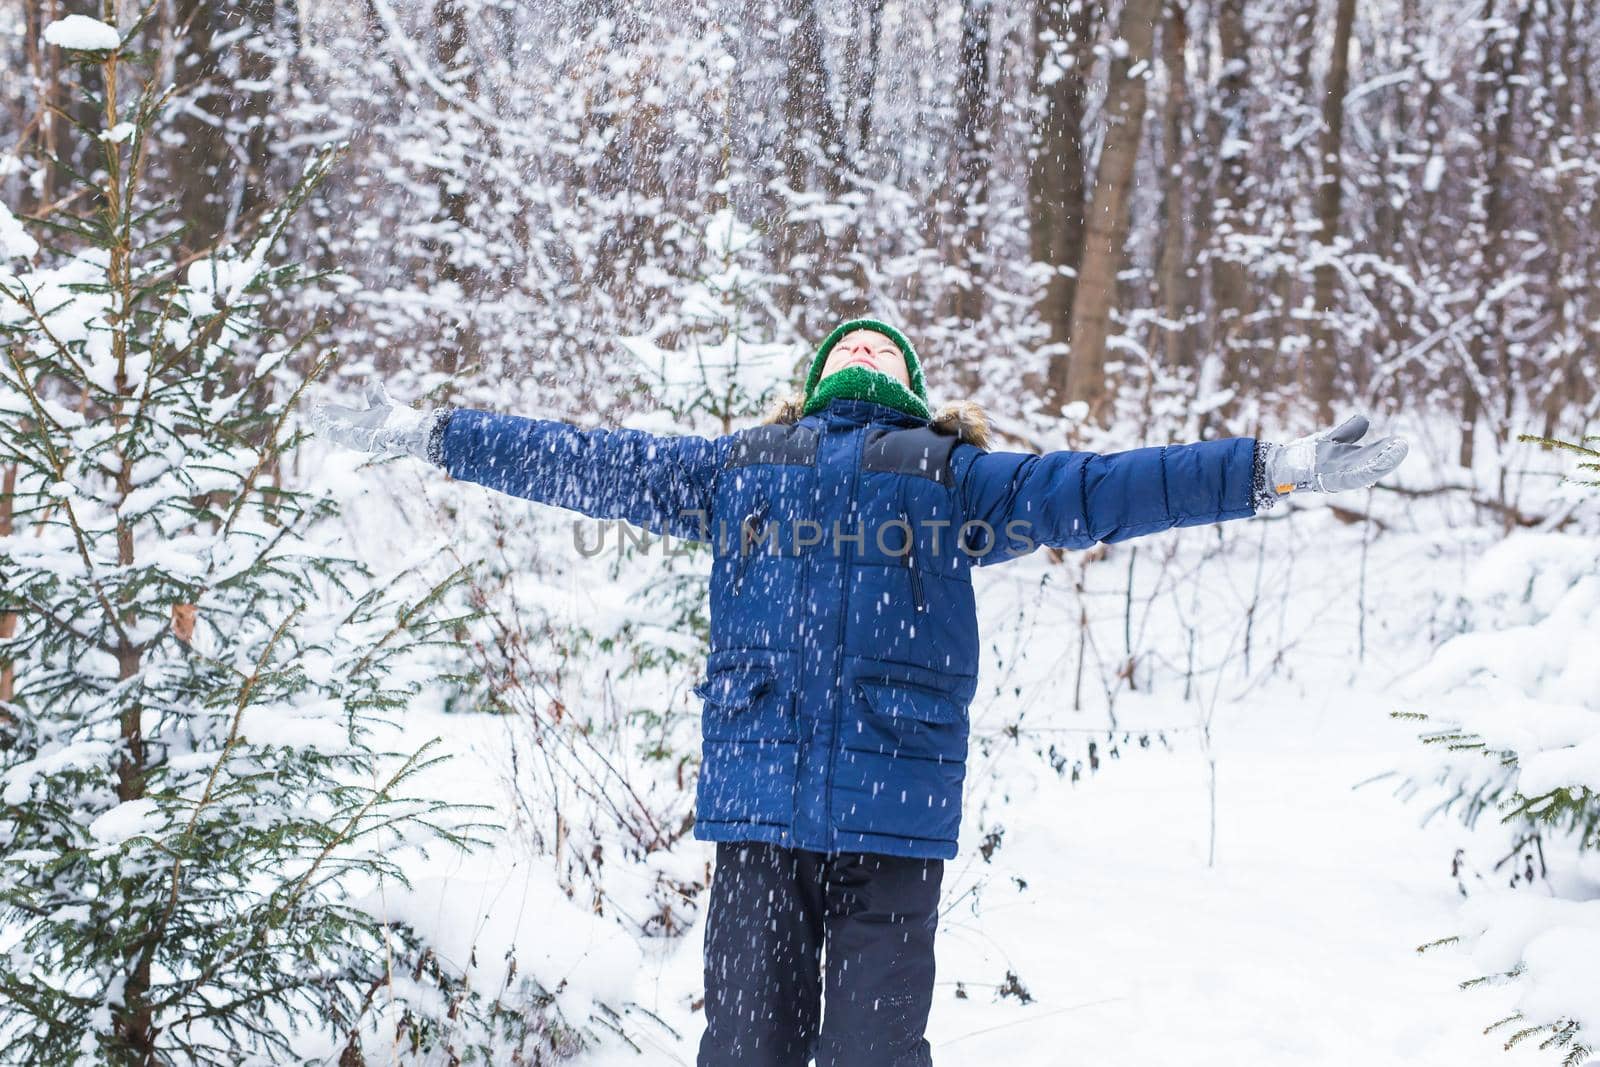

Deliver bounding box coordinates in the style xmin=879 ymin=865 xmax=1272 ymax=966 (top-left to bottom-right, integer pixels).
xmin=309 ymin=383 xmax=719 ymax=541
xmin=950 ymin=414 xmax=1407 ymax=563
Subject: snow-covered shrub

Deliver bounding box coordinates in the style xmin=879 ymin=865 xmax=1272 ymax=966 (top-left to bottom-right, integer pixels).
xmin=615 ymin=205 xmax=794 ymax=676
xmin=405 ymin=208 xmax=793 ymax=939
xmin=1391 ymin=436 xmax=1600 ymax=1065
xmin=0 ymin=32 xmax=550 ymax=1064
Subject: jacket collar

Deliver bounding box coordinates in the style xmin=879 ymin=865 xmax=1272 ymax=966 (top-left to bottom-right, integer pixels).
xmin=810 ymin=396 xmax=929 ymax=430
xmin=763 ymin=392 xmax=992 ymax=448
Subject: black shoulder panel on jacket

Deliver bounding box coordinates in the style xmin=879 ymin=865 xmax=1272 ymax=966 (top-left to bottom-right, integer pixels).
xmin=861 ymin=426 xmax=959 ymax=485
xmin=726 ymin=422 xmax=820 ymax=468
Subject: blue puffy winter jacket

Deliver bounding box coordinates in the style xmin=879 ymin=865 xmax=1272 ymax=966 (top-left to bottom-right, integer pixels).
xmin=440 ymin=396 xmax=1259 ymax=860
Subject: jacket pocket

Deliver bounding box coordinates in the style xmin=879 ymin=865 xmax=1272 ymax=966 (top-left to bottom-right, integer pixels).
xmin=694 ymin=657 xmax=797 ymax=744
xmin=855 ymin=681 xmax=964 ymax=725
xmin=693 ymin=667 xmax=772 ymax=707
xmin=833 ymin=680 xmax=968 ymax=842
xmin=694 ymin=659 xmax=800 ymax=829
xmin=844 ymin=680 xmax=969 ymax=764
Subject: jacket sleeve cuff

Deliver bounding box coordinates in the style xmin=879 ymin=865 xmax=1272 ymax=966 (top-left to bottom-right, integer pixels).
xmin=425 ymin=407 xmax=454 ymax=467
xmin=1250 ymin=439 xmax=1279 ymax=512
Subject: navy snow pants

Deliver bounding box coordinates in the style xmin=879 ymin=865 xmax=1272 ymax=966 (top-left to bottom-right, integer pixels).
xmin=697 ymin=841 xmax=944 ymax=1067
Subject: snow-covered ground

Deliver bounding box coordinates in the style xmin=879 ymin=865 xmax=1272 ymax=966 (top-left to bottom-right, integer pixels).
xmin=921 ymin=692 xmax=1540 ymax=1066
xmin=390 ymin=666 xmax=1544 ymax=1066
xmin=337 ymin=445 xmax=1591 ymax=1066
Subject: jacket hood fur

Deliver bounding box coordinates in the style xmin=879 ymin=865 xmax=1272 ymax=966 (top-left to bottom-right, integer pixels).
xmin=761 ymin=393 xmax=990 ymax=450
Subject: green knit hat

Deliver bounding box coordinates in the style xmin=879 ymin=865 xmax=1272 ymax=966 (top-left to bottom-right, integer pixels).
xmin=802 ymin=318 xmax=930 ymax=420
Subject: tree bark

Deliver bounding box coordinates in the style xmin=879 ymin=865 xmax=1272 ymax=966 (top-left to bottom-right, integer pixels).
xmin=591 ymin=0 xmax=643 ymax=47
xmin=1209 ymin=0 xmax=1252 ymax=391
xmin=781 ymin=0 xmax=848 ymax=200
xmin=1290 ymin=0 xmax=1318 ymax=105
xmin=1155 ymin=0 xmax=1190 ymax=370
xmin=430 ymin=0 xmax=484 ymax=375
xmin=171 ymin=0 xmax=279 ymax=258
xmin=857 ymin=0 xmax=884 ymax=153
xmin=1066 ymin=0 xmax=1160 ymax=412
xmin=1034 ymin=0 xmax=1099 ymax=405
xmin=21 ymin=0 xmax=63 ymax=210
xmin=1309 ymin=0 xmax=1356 ymax=421
xmin=1459 ymin=0 xmax=1533 ymax=473
xmin=776 ymin=0 xmax=857 ymax=323
xmin=948 ymin=0 xmax=994 ymax=338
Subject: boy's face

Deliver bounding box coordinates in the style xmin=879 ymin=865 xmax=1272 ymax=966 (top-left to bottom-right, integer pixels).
xmin=818 ymin=329 xmax=911 ymax=388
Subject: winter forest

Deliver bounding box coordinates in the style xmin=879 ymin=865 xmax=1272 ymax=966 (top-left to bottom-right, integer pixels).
xmin=0 ymin=0 xmax=1597 ymax=1063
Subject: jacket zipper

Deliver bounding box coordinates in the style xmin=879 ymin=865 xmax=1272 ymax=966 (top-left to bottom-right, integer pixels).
xmin=901 ymin=515 xmax=925 ymax=612
xmin=824 ymin=424 xmax=864 ymax=844
xmin=899 ymin=481 xmax=926 ymax=613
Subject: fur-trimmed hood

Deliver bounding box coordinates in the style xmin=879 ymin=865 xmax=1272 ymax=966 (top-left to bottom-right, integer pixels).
xmin=761 ymin=393 xmax=991 ymax=450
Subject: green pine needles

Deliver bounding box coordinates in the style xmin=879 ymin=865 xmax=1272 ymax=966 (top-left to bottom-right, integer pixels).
xmin=1393 ymin=429 xmax=1600 ymax=1067
xmin=0 ymin=29 xmax=501 ymax=1066
xmin=1516 ymin=432 xmax=1600 ymax=489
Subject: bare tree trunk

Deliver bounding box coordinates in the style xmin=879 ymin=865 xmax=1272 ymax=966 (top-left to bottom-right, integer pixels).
xmin=430 ymin=0 xmax=483 ymax=376
xmin=776 ymin=0 xmax=856 ymax=324
xmin=1209 ymin=0 xmax=1252 ymax=394
xmin=1291 ymin=0 xmax=1319 ymax=105
xmin=1460 ymin=0 xmax=1533 ymax=473
xmin=1067 ymin=0 xmax=1160 ymax=412
xmin=171 ymin=0 xmax=279 ymax=258
xmin=857 ymin=0 xmax=884 ymax=153
xmin=1156 ymin=0 xmax=1191 ymax=370
xmin=592 ymin=0 xmax=643 ymax=47
xmin=948 ymin=0 xmax=994 ymax=342
xmin=1309 ymin=0 xmax=1356 ymax=421
xmin=22 ymin=0 xmax=64 ymax=210
xmin=234 ymin=0 xmax=279 ymax=227
xmin=571 ymin=2 xmax=676 ymax=341
xmin=1034 ymin=0 xmax=1098 ymax=404
xmin=781 ymin=0 xmax=847 ymax=199
xmin=1542 ymin=0 xmax=1586 ymax=429
xmin=1271 ymin=0 xmax=1321 ymax=409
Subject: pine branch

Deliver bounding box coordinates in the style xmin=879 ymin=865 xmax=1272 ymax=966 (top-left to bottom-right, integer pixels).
xmin=221 ymin=345 xmax=336 ymax=537
xmin=134 ymin=606 xmax=302 ymax=1009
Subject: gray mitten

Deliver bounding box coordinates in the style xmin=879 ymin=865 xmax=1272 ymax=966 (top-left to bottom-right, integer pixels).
xmin=1255 ymin=415 xmax=1408 ymax=508
xmin=309 ymin=382 xmax=448 ymax=464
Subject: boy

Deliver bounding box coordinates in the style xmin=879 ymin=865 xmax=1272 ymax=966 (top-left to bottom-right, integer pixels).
xmin=313 ymin=319 xmax=1407 ymax=1066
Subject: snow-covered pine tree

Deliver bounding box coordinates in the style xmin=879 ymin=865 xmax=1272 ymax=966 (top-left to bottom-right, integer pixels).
xmin=1392 ymin=432 xmax=1600 ymax=1065
xmin=0 ymin=23 xmax=494 ymax=1064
